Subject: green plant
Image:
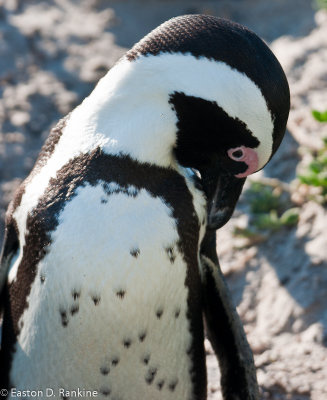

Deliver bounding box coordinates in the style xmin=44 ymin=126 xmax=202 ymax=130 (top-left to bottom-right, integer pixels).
xmin=246 ymin=181 xmax=282 ymax=214
xmin=298 ymin=109 xmax=327 ymax=202
xmin=234 ymin=180 xmax=299 ymax=244
xmin=315 ymin=0 xmax=327 ymax=10
xmin=312 ymin=109 xmax=327 ymax=122
xmin=253 ymin=208 xmax=300 ymax=231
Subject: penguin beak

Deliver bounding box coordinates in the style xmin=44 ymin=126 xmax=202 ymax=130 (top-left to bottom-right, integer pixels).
xmin=200 ymin=167 xmax=246 ymax=230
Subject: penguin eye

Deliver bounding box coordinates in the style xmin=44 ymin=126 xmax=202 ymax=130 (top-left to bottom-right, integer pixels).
xmin=227 ymin=147 xmax=245 ymax=161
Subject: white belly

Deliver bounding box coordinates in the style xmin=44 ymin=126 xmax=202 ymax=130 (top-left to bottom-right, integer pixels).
xmin=10 ymin=182 xmax=195 ymax=400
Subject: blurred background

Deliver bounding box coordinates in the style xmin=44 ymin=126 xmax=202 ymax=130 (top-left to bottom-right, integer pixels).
xmin=1 ymin=0 xmax=327 ymax=398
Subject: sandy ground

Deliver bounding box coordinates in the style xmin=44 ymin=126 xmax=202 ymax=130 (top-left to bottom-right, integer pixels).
xmin=1 ymin=0 xmax=327 ymax=399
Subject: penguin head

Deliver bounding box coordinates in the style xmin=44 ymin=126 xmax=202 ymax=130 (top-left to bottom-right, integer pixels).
xmin=96 ymin=15 xmax=290 ymax=229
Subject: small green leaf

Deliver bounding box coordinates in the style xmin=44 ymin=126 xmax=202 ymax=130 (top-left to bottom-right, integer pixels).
xmin=280 ymin=208 xmax=300 ymax=226
xmin=299 ymin=174 xmax=327 ymax=188
xmin=309 ymin=161 xmax=323 ymax=174
xmin=246 ymin=182 xmax=280 ymax=214
xmin=235 ymin=180 xmax=299 ymax=237
xmin=233 ymin=227 xmax=258 ymax=238
xmin=253 ymin=211 xmax=282 ymax=231
xmin=312 ymin=109 xmax=327 ymax=122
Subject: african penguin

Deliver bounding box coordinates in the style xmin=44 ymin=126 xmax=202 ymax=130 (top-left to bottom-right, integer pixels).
xmin=0 ymin=14 xmax=289 ymax=400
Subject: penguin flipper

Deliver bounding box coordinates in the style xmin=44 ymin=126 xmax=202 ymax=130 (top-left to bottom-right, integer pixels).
xmin=0 ymin=201 xmax=19 ymax=311
xmin=200 ymin=231 xmax=259 ymax=400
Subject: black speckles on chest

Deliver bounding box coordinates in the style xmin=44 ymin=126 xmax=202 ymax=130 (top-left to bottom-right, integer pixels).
xmin=130 ymin=248 xmax=140 ymax=258
xmin=70 ymin=304 xmax=79 ymax=316
xmin=60 ymin=309 xmax=69 ymax=327
xmin=4 ymin=150 xmax=205 ymax=397
xmin=165 ymin=246 xmax=176 ymax=264
xmin=116 ymin=290 xmax=126 ymax=299
xmin=123 ymin=338 xmax=132 ymax=348
xmin=138 ymin=331 xmax=147 ymax=342
xmin=145 ymin=366 xmax=157 ymax=384
xmin=142 ymin=353 xmax=150 ymax=365
xmin=92 ymin=294 xmax=101 ymax=306
xmin=111 ymin=357 xmax=120 ymax=367
xmin=100 ymin=365 xmax=110 ymax=376
xmin=100 ymin=386 xmax=111 ymax=397
xmin=155 ymin=308 xmax=163 ymax=319
xmin=14 ymin=151 xmax=203 ymax=308
xmin=156 ymin=380 xmax=165 ymax=391
xmin=72 ymin=289 xmax=80 ymax=301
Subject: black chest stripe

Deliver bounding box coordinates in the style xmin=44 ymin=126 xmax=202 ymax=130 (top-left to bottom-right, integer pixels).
xmin=7 ymin=115 xmax=71 ymax=222
xmin=1 ymin=150 xmax=206 ymax=398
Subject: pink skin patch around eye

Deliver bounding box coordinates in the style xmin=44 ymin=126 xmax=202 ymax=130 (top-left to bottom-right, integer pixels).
xmin=227 ymin=146 xmax=259 ymax=178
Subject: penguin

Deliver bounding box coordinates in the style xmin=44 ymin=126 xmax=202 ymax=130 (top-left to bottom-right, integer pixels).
xmin=0 ymin=14 xmax=289 ymax=400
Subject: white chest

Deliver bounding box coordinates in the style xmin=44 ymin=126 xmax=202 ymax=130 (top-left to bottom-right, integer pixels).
xmin=9 ymin=182 xmax=202 ymax=400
